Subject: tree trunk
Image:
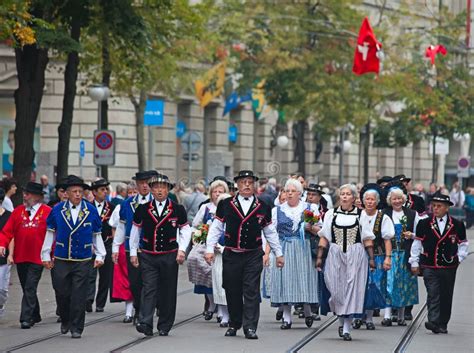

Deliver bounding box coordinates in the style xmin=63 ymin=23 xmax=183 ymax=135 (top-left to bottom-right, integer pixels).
xmin=57 ymin=19 xmax=81 ymax=182
xmin=296 ymin=120 xmax=306 ymax=175
xmin=100 ymin=29 xmax=112 ymax=179
xmin=131 ymin=90 xmax=147 ymax=171
xmin=363 ymin=120 xmax=370 ymax=184
xmin=13 ymin=46 xmax=49 ymax=194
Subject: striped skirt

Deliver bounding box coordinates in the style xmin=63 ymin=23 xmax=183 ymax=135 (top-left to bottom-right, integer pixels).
xmin=211 ymin=252 xmax=227 ymax=305
xmin=187 ymin=243 xmax=213 ymax=289
xmin=324 ymin=243 xmax=368 ymax=316
xmin=270 ymin=238 xmax=319 ymax=306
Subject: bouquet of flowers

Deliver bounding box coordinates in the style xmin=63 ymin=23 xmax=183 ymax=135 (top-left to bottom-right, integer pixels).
xmin=193 ymin=224 xmax=210 ymax=244
xmin=399 ymin=215 xmax=408 ymax=233
xmin=303 ymin=209 xmax=320 ymax=224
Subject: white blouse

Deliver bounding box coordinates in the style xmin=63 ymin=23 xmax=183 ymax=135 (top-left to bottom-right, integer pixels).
xmin=319 ymin=207 xmax=375 ymax=241
xmin=192 ymin=202 xmax=217 ymax=228
xmin=271 ymin=201 xmax=321 ymax=233
xmin=391 ymin=209 xmax=420 ymax=236
xmin=360 ymin=210 xmax=395 ymax=240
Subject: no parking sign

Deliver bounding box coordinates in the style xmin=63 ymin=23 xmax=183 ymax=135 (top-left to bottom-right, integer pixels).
xmin=94 ymin=130 xmax=115 ymax=166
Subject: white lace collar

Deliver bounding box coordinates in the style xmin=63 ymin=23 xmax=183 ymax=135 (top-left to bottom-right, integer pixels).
xmin=280 ymin=201 xmax=306 ymax=231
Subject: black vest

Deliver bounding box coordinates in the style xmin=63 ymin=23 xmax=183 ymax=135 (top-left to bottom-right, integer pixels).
xmin=416 ymin=214 xmax=466 ymax=269
xmin=134 ymin=199 xmax=187 ymax=254
xmin=330 ymin=207 xmax=362 ymax=253
xmin=383 ymin=207 xmax=416 ymax=268
xmin=96 ymin=200 xmax=114 ymax=244
xmin=372 ymin=210 xmax=386 ymax=255
xmin=215 ymin=195 xmax=272 ymax=251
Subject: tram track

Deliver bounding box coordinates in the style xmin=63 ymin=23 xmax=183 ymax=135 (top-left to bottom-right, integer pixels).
xmin=393 ymin=302 xmax=428 ymax=353
xmin=3 ymin=287 xmax=194 ymax=353
xmin=109 ymin=313 xmax=202 ymax=353
xmin=286 ymin=315 xmax=338 ymax=353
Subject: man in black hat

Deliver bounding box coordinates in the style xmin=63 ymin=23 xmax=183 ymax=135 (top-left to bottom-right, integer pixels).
xmin=410 ymin=191 xmax=469 ymax=334
xmin=131 ymin=173 xmax=191 ymax=337
xmin=112 ymin=170 xmax=157 ymax=324
xmin=86 ymin=178 xmax=115 ymax=313
xmin=392 ymin=175 xmax=426 ymax=216
xmin=305 ymin=183 xmax=328 ymax=217
xmin=0 ymin=182 xmax=51 ymax=329
xmin=40 ymin=175 xmax=106 ymax=338
xmin=205 ymin=170 xmax=284 ymax=340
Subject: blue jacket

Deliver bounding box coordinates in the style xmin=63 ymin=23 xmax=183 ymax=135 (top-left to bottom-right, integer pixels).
xmin=47 ymin=200 xmax=102 ymax=261
xmin=119 ymin=193 xmax=152 ymax=251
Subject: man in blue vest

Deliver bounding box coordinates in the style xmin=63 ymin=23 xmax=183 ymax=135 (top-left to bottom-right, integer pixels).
xmin=41 ymin=175 xmax=106 ymax=339
xmin=112 ymin=170 xmax=157 ymax=324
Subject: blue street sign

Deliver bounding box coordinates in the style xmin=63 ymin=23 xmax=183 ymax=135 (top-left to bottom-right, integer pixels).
xmin=229 ymin=124 xmax=238 ymax=143
xmin=144 ymin=100 xmax=164 ymax=126
xmin=176 ymin=120 xmax=186 ymax=138
xmin=79 ymin=140 xmax=85 ymax=158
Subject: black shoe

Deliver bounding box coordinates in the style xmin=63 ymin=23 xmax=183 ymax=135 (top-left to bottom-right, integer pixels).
xmin=244 ymin=329 xmax=258 ymax=340
xmin=366 ymin=322 xmax=376 ymax=330
xmin=391 ymin=315 xmax=397 ymax=322
xmin=352 ymin=319 xmax=363 ymax=329
xmin=343 ymin=333 xmax=352 ymax=341
xmin=373 ymin=309 xmax=380 ymax=317
xmin=280 ymin=321 xmax=292 ymax=330
xmin=20 ymin=321 xmax=31 ymax=329
xmin=204 ymin=311 xmax=214 ymax=321
xmin=60 ymin=323 xmax=70 ymax=334
xmin=32 ymin=317 xmax=42 ymax=324
xmin=404 ymin=313 xmax=413 ymax=321
xmin=123 ymin=315 xmax=133 ymax=323
xmin=136 ymin=323 xmax=153 ymax=336
xmin=276 ymin=310 xmax=283 ymax=321
xmin=397 ymin=319 xmax=407 ymax=326
xmin=305 ymin=317 xmax=314 ymax=328
xmin=425 ymin=321 xmax=440 ymax=334
xmin=95 ymin=307 xmax=104 ymax=313
xmin=220 ymin=322 xmax=229 ymax=328
xmin=217 ymin=316 xmax=222 ymax=323
xmin=381 ymin=318 xmax=392 ymax=327
xmin=71 ymin=331 xmax=82 ymax=339
xmin=312 ymin=313 xmax=321 ymax=321
xmin=85 ymin=301 xmax=93 ymax=313
xmin=439 ymin=327 xmax=448 ymax=334
xmin=56 ymin=316 xmax=62 ymax=323
xmin=158 ymin=330 xmax=168 ymax=336
xmin=338 ymin=326 xmax=344 ymax=338
xmin=225 ymin=327 xmax=237 ymax=337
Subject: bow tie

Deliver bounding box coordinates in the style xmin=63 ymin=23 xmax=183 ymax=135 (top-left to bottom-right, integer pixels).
xmin=438 ymin=218 xmax=443 ymax=223
xmin=244 ymin=197 xmax=249 ymax=201
xmin=158 ymin=202 xmax=163 ymax=207
xmin=26 ymin=209 xmax=31 ymax=217
xmin=72 ymin=205 xmax=76 ymax=209
xmin=142 ymin=196 xmax=146 ymax=201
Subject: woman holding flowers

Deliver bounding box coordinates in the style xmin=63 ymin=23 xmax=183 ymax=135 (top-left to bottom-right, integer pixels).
xmin=382 ymin=184 xmax=420 ymax=326
xmin=188 ymin=180 xmax=229 ymax=321
xmin=317 ymin=184 xmax=376 ymax=341
xmin=270 ymin=178 xmax=320 ymax=330
xmin=356 ymin=184 xmax=394 ymax=330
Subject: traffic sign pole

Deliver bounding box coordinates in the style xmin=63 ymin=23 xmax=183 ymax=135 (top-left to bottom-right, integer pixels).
xmin=188 ymin=135 xmax=192 ymax=184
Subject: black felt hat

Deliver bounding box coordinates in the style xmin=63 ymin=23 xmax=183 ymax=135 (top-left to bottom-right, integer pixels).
xmin=90 ymin=178 xmax=110 ymax=190
xmin=132 ymin=170 xmax=159 ymax=181
xmin=384 ymin=180 xmax=407 ymax=195
xmin=305 ymin=183 xmax=325 ymax=194
xmin=24 ymin=182 xmax=45 ymax=195
xmin=234 ymin=170 xmax=259 ymax=182
xmin=148 ymin=173 xmax=174 ymax=189
xmin=430 ymin=191 xmax=454 ymax=206
xmin=376 ymin=176 xmax=392 ymax=185
xmin=360 ymin=183 xmax=384 ymax=206
xmin=392 ymin=174 xmax=411 ymax=183
xmin=64 ymin=175 xmax=89 ymax=190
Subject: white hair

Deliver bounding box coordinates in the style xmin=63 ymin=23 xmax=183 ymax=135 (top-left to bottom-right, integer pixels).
xmin=363 ymin=189 xmax=380 ymax=204
xmin=210 ymin=180 xmax=229 ymax=194
xmin=340 ymin=183 xmax=357 ymax=199
xmin=284 ymin=178 xmax=303 ymax=194
xmin=386 ymin=188 xmax=407 ymax=206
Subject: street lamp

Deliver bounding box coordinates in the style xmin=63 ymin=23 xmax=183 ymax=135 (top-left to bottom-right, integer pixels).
xmin=88 ymin=84 xmax=110 ymax=177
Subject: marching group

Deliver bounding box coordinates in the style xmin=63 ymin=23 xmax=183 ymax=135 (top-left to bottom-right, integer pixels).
xmin=0 ymin=169 xmax=469 ymax=342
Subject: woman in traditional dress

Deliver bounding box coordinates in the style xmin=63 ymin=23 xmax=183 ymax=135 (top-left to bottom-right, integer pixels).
xmin=189 ymin=180 xmax=228 ymax=321
xmin=354 ymin=184 xmax=394 ymax=330
xmin=317 ymin=184 xmax=375 ymax=341
xmin=270 ymin=179 xmax=320 ymax=329
xmin=382 ymin=184 xmax=419 ymax=326
xmin=210 ymin=193 xmax=232 ymax=327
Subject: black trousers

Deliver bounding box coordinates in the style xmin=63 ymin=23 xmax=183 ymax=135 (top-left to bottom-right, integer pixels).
xmin=139 ymin=252 xmax=178 ymax=332
xmin=126 ymin=252 xmax=142 ymax=314
xmin=423 ymin=267 xmax=457 ymax=329
xmin=53 ymin=259 xmax=90 ymax=334
xmin=222 ymin=249 xmax=263 ymax=331
xmin=16 ymin=262 xmax=43 ymax=323
xmin=87 ymin=241 xmax=113 ymax=308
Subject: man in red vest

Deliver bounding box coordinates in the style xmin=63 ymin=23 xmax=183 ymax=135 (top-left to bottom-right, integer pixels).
xmin=0 ymin=182 xmax=51 ymax=329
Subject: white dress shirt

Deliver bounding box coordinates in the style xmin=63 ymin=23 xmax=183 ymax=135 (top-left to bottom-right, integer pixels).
xmin=237 ymin=195 xmax=254 ymax=215
xmin=436 ymin=215 xmax=447 ymax=234
xmin=95 ymin=200 xmax=105 ymax=214
xmin=112 ymin=194 xmax=150 ymax=253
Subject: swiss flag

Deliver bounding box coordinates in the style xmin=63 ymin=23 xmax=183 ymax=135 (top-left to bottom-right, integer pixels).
xmin=352 ymin=17 xmax=382 ymax=75
xmin=425 ymin=45 xmax=447 ymax=66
